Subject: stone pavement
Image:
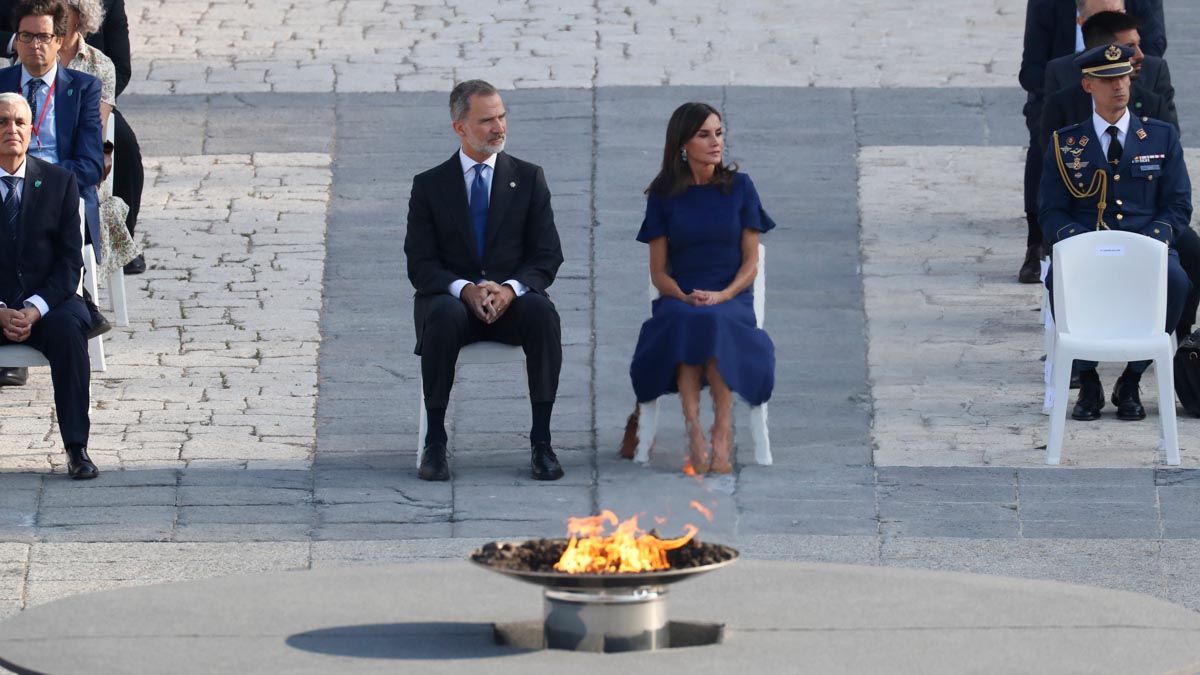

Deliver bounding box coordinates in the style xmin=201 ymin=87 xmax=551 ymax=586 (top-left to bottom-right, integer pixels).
xmin=4 ymin=0 xmax=1200 ymax=649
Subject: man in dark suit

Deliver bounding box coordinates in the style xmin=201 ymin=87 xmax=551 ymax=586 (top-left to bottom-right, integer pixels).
xmin=1040 ymin=44 xmax=1192 ymax=422
xmin=404 ymin=79 xmax=565 ymax=482
xmin=1043 ymin=11 xmax=1175 ymax=123
xmin=0 ymin=0 xmax=103 ymax=387
xmin=1018 ymin=0 xmax=1165 ymax=284
xmin=0 ymin=92 xmax=96 ymax=478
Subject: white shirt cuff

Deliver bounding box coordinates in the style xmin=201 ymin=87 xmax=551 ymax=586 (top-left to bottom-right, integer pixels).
xmin=503 ymin=279 xmax=527 ymax=297
xmin=449 ymin=279 xmax=471 ymax=299
xmin=25 ymin=295 xmax=48 ymax=317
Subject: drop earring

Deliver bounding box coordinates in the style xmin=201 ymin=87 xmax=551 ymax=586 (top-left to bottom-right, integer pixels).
xmin=681 ymin=148 xmax=688 ymax=162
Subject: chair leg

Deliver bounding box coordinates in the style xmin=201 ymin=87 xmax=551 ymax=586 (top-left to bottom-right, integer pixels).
xmin=417 ymin=375 xmax=427 ymax=468
xmin=111 ymin=267 xmax=129 ymax=327
xmin=88 ymin=335 xmax=106 ymax=372
xmin=750 ymin=403 xmax=771 ymax=465
xmin=634 ymin=400 xmax=658 ymax=464
xmin=1156 ymin=353 xmax=1180 ymax=466
xmin=1045 ymin=348 xmax=1073 ymax=465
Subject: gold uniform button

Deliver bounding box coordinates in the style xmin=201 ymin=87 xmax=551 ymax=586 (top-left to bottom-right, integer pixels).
xmin=1116 ymin=214 xmax=1124 ymax=221
xmin=1069 ymin=228 xmax=1076 ymax=234
xmin=1114 ymin=174 xmax=1121 ymax=181
xmin=1155 ymin=228 xmax=1161 ymax=234
xmin=1148 ymin=174 xmax=1154 ymax=181
xmin=1142 ymin=116 xmax=1149 ymax=122
xmin=1077 ymin=182 xmax=1084 ymax=188
xmin=1116 ymin=199 xmax=1123 ymax=205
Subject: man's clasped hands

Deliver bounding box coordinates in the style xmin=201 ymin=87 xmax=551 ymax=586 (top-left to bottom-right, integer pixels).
xmin=0 ymin=306 xmax=41 ymax=343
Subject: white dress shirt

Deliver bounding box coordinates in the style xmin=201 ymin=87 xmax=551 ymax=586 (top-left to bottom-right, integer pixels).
xmin=1092 ymin=107 xmax=1131 ymax=159
xmin=0 ymin=160 xmax=49 ymax=316
xmin=448 ymin=148 xmax=528 ymax=299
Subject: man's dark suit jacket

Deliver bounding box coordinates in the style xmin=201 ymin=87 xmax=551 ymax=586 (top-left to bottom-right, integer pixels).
xmin=404 ymin=151 xmax=564 ymax=352
xmin=1020 ymin=0 xmax=1167 ymax=108
xmin=0 ymin=156 xmax=82 ymax=311
xmin=0 ymin=64 xmax=103 ymax=261
xmin=1040 ymin=80 xmax=1175 ymax=151
xmin=1043 ymin=52 xmax=1175 ymax=120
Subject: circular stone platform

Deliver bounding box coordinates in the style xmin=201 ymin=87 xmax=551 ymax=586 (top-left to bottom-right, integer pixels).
xmin=2 ymin=561 xmax=1199 ymax=674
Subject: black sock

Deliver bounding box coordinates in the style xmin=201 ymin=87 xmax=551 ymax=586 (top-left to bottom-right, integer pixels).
xmin=424 ymin=407 xmax=447 ymax=447
xmin=531 ymin=402 xmax=553 ymax=445
xmin=1077 ymin=367 xmax=1100 ymax=384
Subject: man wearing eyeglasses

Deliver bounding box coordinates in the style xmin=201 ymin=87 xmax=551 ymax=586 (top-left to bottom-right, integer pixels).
xmin=0 ymin=0 xmax=102 ymax=387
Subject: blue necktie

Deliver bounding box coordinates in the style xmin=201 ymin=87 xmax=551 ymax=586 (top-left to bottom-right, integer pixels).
xmin=470 ymin=163 xmax=488 ymax=262
xmin=24 ymin=79 xmax=40 ymax=124
xmin=1 ymin=176 xmax=19 ymax=241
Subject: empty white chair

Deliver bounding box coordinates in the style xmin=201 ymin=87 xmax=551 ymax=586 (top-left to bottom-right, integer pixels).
xmin=415 ymin=341 xmax=526 ymax=467
xmin=1045 ymin=230 xmax=1178 ymax=465
xmin=634 ymin=243 xmax=771 ymax=466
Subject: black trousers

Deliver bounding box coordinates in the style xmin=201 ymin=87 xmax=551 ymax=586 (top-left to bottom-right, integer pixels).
xmin=111 ymin=109 xmax=143 ymax=236
xmin=416 ymin=292 xmax=561 ymax=409
xmin=1023 ymin=104 xmax=1044 ymax=248
xmin=1174 ymin=227 xmax=1200 ymax=335
xmin=0 ymin=296 xmax=91 ymax=447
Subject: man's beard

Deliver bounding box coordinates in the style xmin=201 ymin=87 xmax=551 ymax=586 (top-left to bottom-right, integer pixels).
xmin=470 ymin=136 xmax=506 ymax=156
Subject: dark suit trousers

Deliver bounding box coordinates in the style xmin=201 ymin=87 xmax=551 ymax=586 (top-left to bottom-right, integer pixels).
xmin=417 ymin=292 xmax=561 ymax=409
xmin=1024 ymin=104 xmax=1044 ymax=247
xmin=111 ymin=109 xmax=143 ymax=236
xmin=0 ymin=296 xmax=91 ymax=447
xmin=1045 ymin=250 xmax=1191 ymax=375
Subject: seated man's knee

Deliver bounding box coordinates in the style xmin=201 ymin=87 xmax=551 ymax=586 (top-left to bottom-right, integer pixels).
xmin=514 ymin=292 xmax=558 ymax=324
xmin=423 ymin=295 xmax=469 ymax=336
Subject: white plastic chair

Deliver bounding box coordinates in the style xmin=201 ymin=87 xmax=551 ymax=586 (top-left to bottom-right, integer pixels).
xmin=1041 ymin=257 xmax=1054 ymax=415
xmin=102 ymin=111 xmax=129 ymax=327
xmin=633 ymin=242 xmax=771 ymax=466
xmin=80 ymin=199 xmax=105 ymax=371
xmin=1045 ymin=230 xmax=1178 ymax=465
xmin=415 ymin=341 xmax=525 ymax=467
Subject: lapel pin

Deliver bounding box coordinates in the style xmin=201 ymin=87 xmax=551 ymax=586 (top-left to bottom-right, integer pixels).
xmin=33 ymin=180 xmax=40 ymax=187
xmin=67 ymin=89 xmax=73 ymax=96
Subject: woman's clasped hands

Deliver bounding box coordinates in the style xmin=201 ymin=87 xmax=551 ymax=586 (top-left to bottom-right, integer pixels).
xmin=684 ymin=289 xmax=729 ymax=306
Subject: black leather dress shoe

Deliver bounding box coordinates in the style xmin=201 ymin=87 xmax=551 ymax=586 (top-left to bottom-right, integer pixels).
xmin=1018 ymin=244 xmax=1042 ymax=283
xmin=1111 ymin=377 xmax=1146 ymax=421
xmin=418 ymin=442 xmax=450 ymax=481
xmin=85 ymin=300 xmax=112 ymax=340
xmin=0 ymin=367 xmax=28 ymax=386
xmin=66 ymin=446 xmax=98 ymax=480
xmin=531 ymin=441 xmax=564 ymax=481
xmin=1072 ymin=376 xmax=1104 ymax=421
xmin=124 ymin=254 xmax=146 ymax=275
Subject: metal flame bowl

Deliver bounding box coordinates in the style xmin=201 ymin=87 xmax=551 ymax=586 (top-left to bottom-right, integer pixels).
xmin=470 ymin=543 xmax=739 ymax=590
xmin=470 ymin=540 xmax=738 ymax=653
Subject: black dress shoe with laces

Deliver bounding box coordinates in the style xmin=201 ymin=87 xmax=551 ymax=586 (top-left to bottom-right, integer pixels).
xmin=0 ymin=367 xmax=28 ymax=386
xmin=1111 ymin=376 xmax=1147 ymax=421
xmin=85 ymin=299 xmax=112 ymax=340
xmin=531 ymin=441 xmax=564 ymax=481
xmin=418 ymin=442 xmax=450 ymax=481
xmin=1072 ymin=376 xmax=1104 ymax=421
xmin=66 ymin=446 xmax=98 ymax=480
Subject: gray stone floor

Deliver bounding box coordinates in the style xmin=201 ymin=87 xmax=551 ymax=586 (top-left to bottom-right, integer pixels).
xmin=5 ymin=0 xmax=1200 ymax=631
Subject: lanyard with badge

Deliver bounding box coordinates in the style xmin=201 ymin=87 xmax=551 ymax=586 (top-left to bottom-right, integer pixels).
xmin=29 ymin=78 xmax=54 ymax=149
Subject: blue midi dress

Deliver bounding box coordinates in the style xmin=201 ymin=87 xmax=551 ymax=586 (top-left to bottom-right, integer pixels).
xmin=630 ymin=172 xmax=776 ymax=406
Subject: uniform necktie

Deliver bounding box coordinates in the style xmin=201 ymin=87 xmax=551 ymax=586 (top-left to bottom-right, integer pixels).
xmin=1106 ymin=125 xmax=1123 ymax=165
xmin=2 ymin=176 xmax=20 ymax=241
xmin=24 ymin=79 xmax=41 ymax=123
xmin=470 ymin=163 xmax=488 ymax=262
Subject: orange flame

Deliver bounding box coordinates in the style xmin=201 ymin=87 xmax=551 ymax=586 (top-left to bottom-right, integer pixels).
xmin=689 ymin=500 xmax=714 ymax=522
xmin=554 ymin=510 xmax=698 ymax=574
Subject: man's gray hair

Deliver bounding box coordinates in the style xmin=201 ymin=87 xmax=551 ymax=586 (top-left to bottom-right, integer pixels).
xmin=449 ymin=80 xmax=498 ymax=122
xmin=63 ymin=0 xmax=105 ymax=36
xmin=0 ymin=92 xmax=31 ymax=118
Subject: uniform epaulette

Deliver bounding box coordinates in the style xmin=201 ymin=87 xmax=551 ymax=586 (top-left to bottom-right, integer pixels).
xmin=1054 ymin=121 xmax=1086 ymax=135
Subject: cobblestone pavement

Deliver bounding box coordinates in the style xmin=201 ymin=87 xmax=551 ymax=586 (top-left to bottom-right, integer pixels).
xmin=5 ymin=0 xmax=1200 ymax=635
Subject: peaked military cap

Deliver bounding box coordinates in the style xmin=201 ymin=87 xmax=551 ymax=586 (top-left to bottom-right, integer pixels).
xmin=1074 ymin=43 xmax=1134 ymax=78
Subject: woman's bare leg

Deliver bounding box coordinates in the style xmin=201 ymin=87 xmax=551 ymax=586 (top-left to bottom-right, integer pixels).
xmin=677 ymin=364 xmax=710 ymax=473
xmin=706 ymin=358 xmax=734 ymax=473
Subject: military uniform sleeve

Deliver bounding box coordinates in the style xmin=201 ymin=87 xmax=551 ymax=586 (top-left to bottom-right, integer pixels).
xmin=1038 ymin=135 xmax=1087 ymax=245
xmin=1151 ymin=128 xmax=1192 ymax=245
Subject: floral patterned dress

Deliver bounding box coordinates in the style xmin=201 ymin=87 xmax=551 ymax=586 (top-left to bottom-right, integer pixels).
xmin=69 ymin=40 xmax=140 ymax=281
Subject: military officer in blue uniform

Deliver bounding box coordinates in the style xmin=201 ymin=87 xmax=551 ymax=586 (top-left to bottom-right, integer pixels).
xmin=1040 ymin=43 xmax=1193 ymax=422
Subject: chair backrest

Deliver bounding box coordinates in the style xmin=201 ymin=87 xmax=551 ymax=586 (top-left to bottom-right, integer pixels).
xmin=648 ymin=243 xmax=766 ymax=328
xmin=1051 ymin=230 xmax=1167 ymax=339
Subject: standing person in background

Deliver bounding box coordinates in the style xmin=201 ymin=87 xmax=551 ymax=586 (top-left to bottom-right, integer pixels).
xmin=1017 ymin=0 xmax=1165 ymax=285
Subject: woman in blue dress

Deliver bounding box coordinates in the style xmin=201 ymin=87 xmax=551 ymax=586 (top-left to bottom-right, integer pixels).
xmin=629 ymin=102 xmax=776 ymax=474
